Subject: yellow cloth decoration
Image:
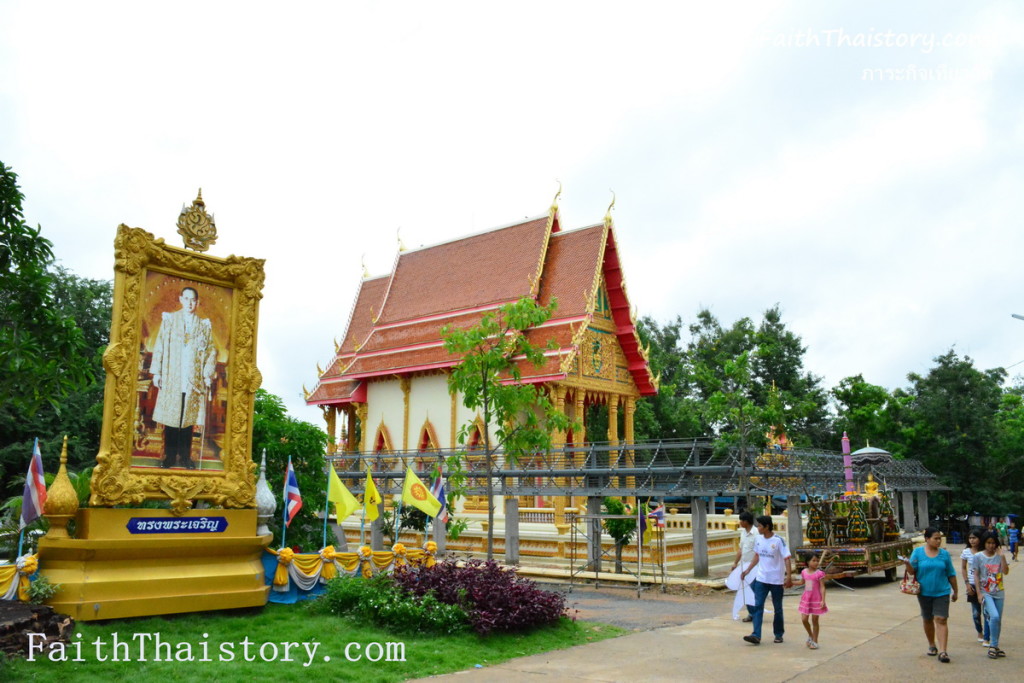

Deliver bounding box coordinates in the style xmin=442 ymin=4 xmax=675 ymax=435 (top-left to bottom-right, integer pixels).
xmin=319 ymin=546 xmax=338 ymax=580
xmin=274 ymin=547 xmax=294 ymax=586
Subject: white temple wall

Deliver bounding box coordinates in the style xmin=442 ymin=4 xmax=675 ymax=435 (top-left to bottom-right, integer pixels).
xmin=408 ymin=373 xmax=450 ymax=447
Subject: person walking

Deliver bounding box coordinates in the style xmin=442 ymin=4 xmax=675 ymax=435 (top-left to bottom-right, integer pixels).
xmin=904 ymin=527 xmax=958 ymax=663
xmin=730 ymin=510 xmax=759 ymax=622
xmin=961 ymin=527 xmax=990 ymax=645
xmin=1009 ymin=520 xmax=1019 ymax=562
xmin=741 ymin=515 xmax=793 ymax=645
xmin=973 ymin=530 xmax=1010 ymax=659
xmin=792 ymin=551 xmax=828 ymax=649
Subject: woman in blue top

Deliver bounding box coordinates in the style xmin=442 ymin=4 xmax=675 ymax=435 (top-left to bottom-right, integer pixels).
xmin=904 ymin=527 xmax=958 ymax=663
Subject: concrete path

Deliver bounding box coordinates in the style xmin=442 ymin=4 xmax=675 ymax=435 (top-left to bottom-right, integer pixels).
xmin=417 ymin=545 xmax=1020 ymax=682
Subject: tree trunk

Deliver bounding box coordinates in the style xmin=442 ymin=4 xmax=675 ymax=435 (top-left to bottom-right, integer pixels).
xmin=615 ymin=540 xmax=624 ymax=574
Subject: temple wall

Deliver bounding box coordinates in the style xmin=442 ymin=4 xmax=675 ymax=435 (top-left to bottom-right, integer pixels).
xmin=408 ymin=373 xmax=450 ymax=447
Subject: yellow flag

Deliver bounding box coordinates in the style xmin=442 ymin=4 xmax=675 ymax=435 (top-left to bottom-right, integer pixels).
xmin=364 ymin=466 xmax=382 ymax=522
xmin=327 ymin=466 xmax=359 ymax=521
xmin=401 ymin=467 xmax=441 ymax=517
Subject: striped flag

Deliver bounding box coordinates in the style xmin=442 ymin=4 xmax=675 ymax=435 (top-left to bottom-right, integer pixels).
xmin=429 ymin=475 xmax=449 ymax=523
xmin=20 ymin=438 xmax=47 ymax=528
xmin=648 ymin=503 xmax=666 ymax=528
xmin=283 ymin=457 xmax=302 ymax=527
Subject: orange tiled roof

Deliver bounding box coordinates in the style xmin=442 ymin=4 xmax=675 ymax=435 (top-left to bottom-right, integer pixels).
xmin=307 ymin=208 xmax=656 ymax=403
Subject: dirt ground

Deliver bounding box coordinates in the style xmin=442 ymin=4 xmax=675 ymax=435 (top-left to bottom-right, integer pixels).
xmin=540 ymin=581 xmax=734 ymax=631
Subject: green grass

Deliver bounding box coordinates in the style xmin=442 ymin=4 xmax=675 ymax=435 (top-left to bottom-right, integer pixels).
xmin=0 ymin=602 xmax=625 ymax=682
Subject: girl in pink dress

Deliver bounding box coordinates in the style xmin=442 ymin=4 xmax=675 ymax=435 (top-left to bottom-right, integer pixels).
xmin=793 ymin=551 xmax=829 ymax=649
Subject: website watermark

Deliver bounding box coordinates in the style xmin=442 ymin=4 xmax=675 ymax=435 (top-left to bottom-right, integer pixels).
xmin=862 ymin=64 xmax=994 ymax=82
xmin=25 ymin=632 xmax=407 ymax=666
xmin=763 ymin=28 xmax=991 ymax=54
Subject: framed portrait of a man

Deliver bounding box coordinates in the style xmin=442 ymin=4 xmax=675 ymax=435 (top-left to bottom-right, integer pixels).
xmin=90 ymin=224 xmax=265 ymax=514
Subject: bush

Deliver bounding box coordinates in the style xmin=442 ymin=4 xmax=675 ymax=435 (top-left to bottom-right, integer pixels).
xmin=392 ymin=559 xmax=567 ymax=635
xmin=317 ymin=574 xmax=467 ymax=635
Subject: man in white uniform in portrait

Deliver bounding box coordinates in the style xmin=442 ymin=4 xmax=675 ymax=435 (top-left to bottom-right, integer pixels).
xmin=149 ymin=286 xmax=217 ymax=469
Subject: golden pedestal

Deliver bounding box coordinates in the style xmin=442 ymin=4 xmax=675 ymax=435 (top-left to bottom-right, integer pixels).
xmin=38 ymin=508 xmax=271 ymax=621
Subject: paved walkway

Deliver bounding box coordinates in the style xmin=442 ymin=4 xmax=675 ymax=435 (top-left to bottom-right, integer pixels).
xmin=417 ymin=545 xmax=1020 ymax=682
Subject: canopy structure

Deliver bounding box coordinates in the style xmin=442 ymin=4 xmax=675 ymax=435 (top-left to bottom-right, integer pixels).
xmin=329 ymin=439 xmax=948 ymax=498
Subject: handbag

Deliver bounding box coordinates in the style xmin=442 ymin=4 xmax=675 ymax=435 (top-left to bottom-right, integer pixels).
xmin=899 ymin=568 xmax=921 ymax=595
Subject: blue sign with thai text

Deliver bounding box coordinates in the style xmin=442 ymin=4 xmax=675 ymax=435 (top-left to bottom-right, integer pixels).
xmin=127 ymin=517 xmax=228 ymax=534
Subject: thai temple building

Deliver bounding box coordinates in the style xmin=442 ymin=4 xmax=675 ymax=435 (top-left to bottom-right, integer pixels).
xmin=305 ymin=198 xmax=657 ymax=518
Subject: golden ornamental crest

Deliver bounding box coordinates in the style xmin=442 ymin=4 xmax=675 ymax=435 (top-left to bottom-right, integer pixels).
xmin=177 ymin=189 xmax=218 ymax=252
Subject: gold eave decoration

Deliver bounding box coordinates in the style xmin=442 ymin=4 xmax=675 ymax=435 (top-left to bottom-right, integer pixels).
xmin=177 ymin=189 xmax=218 ymax=252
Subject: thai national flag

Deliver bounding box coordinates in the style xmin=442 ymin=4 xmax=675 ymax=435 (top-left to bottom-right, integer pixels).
xmin=647 ymin=503 xmax=666 ymax=528
xmin=429 ymin=475 xmax=449 ymax=523
xmin=20 ymin=438 xmax=47 ymax=528
xmin=283 ymin=457 xmax=302 ymax=527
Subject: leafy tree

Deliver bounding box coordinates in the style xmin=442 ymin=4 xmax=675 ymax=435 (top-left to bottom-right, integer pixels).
xmin=634 ymin=316 xmax=702 ymax=441
xmin=602 ymin=497 xmax=636 ymax=573
xmin=252 ymin=389 xmax=329 ymax=552
xmin=902 ymin=350 xmax=1005 ymax=516
xmin=442 ymin=297 xmax=573 ymax=560
xmin=830 ymin=374 xmax=907 ymax=452
xmin=0 ymin=163 xmax=110 ymax=492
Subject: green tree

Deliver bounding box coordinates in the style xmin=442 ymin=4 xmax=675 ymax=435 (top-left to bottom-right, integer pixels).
xmin=442 ymin=297 xmax=572 ymax=560
xmin=903 ymin=350 xmax=1005 ymax=516
xmin=633 ymin=316 xmax=702 ymax=441
xmin=0 ymin=163 xmax=109 ymax=491
xmin=602 ymin=497 xmax=636 ymax=573
xmin=252 ymin=389 xmax=329 ymax=552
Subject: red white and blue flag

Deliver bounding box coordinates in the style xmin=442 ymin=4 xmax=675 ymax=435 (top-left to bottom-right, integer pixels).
xmin=647 ymin=503 xmax=666 ymax=528
xmin=283 ymin=457 xmax=302 ymax=527
xmin=429 ymin=475 xmax=448 ymax=523
xmin=21 ymin=438 xmax=47 ymax=528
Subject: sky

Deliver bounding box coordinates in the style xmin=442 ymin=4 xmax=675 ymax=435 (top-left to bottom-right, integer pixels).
xmin=3 ymin=1 xmax=1023 ymax=426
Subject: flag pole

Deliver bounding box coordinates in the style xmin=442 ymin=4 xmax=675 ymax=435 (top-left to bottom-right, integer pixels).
xmin=322 ymin=459 xmax=332 ymax=550
xmin=281 ymin=456 xmax=290 ymax=550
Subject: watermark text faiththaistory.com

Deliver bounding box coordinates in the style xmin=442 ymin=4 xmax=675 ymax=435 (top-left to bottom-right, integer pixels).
xmin=26 ymin=632 xmax=407 ymax=666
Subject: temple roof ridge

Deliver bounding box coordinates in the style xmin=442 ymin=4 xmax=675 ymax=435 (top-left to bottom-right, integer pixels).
xmin=398 ymin=212 xmax=553 ymax=256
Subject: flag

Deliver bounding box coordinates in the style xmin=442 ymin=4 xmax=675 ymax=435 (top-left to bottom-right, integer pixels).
xmin=401 ymin=467 xmax=441 ymax=517
xmin=648 ymin=504 xmax=666 ymax=528
xmin=429 ymin=475 xmax=449 ymax=523
xmin=283 ymin=457 xmax=302 ymax=527
xmin=364 ymin=465 xmax=382 ymax=522
xmin=327 ymin=465 xmax=359 ymax=521
xmin=20 ymin=438 xmax=46 ymax=528
xmin=638 ymin=502 xmax=649 ymax=544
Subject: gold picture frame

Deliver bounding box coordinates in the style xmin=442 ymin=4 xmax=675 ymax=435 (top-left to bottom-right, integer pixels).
xmin=90 ymin=225 xmax=265 ymax=514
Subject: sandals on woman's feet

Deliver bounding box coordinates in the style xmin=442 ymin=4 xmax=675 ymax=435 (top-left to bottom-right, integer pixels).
xmin=927 ymin=646 xmax=938 ymax=656
xmin=989 ymin=647 xmax=999 ymax=659
xmin=938 ymin=652 xmax=950 ymax=663
xmin=809 ymin=641 xmax=819 ymax=650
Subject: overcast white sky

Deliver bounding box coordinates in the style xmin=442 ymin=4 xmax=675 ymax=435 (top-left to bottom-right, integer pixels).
xmin=3 ymin=1 xmax=1023 ymax=425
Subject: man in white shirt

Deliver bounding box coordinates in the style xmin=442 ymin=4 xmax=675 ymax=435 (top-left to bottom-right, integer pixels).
xmin=740 ymin=515 xmax=793 ymax=644
xmin=731 ymin=510 xmax=759 ymax=621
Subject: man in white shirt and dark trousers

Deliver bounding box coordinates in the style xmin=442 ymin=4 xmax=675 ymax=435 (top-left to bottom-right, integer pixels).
xmin=740 ymin=515 xmax=793 ymax=644
xmin=731 ymin=510 xmax=759 ymax=622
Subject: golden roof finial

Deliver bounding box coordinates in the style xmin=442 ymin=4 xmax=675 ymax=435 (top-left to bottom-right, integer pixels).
xmin=333 ymin=337 xmax=340 ymax=354
xmin=177 ymin=188 xmax=218 ymax=252
xmin=397 ymin=228 xmax=407 ymax=252
xmin=303 ymin=384 xmax=310 ymax=400
xmin=316 ymin=361 xmax=324 ymax=376
xmin=604 ymin=190 xmax=616 ymax=226
xmin=361 ymin=255 xmax=370 ymax=279
xmin=551 ymin=180 xmax=562 ymax=211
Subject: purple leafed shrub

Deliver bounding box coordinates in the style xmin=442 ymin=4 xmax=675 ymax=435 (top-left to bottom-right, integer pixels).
xmin=392 ymin=559 xmax=567 ymax=635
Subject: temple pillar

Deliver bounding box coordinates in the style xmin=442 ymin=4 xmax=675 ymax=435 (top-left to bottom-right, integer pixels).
xmin=691 ymin=496 xmax=709 ymax=578
xmin=901 ymin=491 xmax=916 ymax=532
xmin=787 ymin=495 xmax=803 ymax=552
xmin=322 ymin=405 xmax=337 ymax=455
xmin=624 ymin=396 xmax=635 ymax=507
xmin=586 ymin=495 xmax=603 ymax=572
xmin=552 ymin=385 xmax=568 ymax=530
xmin=917 ymin=492 xmax=930 ymax=531
xmin=573 ymin=391 xmax=587 ymax=514
xmin=607 ymin=395 xmax=620 ymax=490
xmin=400 ymin=376 xmax=412 ymax=451
xmin=356 ymin=405 xmax=368 ymax=454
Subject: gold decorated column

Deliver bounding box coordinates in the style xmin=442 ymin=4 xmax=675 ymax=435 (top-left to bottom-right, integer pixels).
xmin=355 ymin=403 xmax=369 ymax=452
xmin=573 ymin=390 xmax=588 ymax=513
xmin=624 ymin=396 xmax=636 ymax=507
xmin=607 ymin=395 xmax=620 ymax=488
xmin=400 ymin=376 xmax=412 ymax=451
xmin=322 ymin=405 xmax=338 ymax=455
xmin=551 ymin=385 xmax=567 ymax=530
